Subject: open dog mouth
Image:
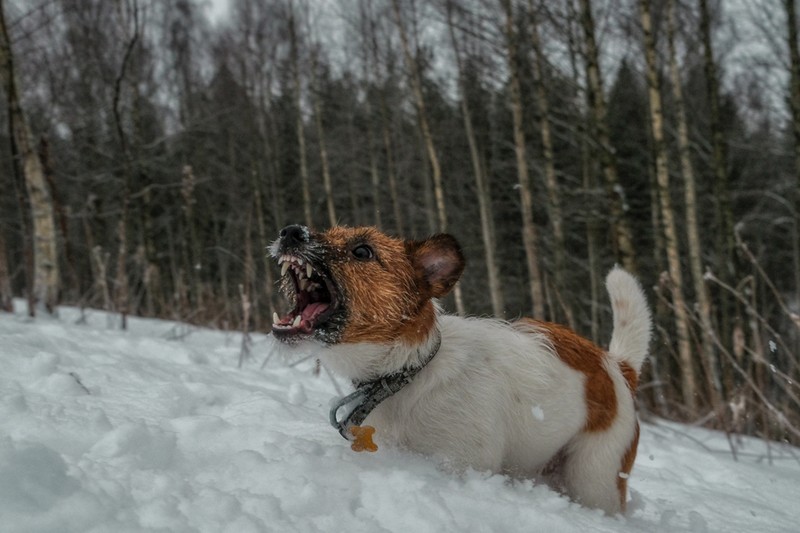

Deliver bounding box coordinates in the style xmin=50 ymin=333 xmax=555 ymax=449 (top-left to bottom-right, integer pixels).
xmin=272 ymin=254 xmax=340 ymax=341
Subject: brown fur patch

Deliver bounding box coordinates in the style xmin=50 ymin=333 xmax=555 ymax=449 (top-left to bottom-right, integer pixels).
xmin=406 ymin=234 xmax=465 ymax=299
xmin=518 ymin=319 xmax=617 ymax=432
xmin=620 ymin=361 xmax=638 ymax=394
xmin=315 ymin=227 xmax=462 ymax=346
xmin=617 ymin=421 xmax=640 ymax=512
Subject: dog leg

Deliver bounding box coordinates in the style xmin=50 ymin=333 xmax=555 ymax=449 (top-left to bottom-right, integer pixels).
xmin=562 ymin=365 xmax=639 ymax=515
xmin=562 ymin=421 xmax=636 ymax=514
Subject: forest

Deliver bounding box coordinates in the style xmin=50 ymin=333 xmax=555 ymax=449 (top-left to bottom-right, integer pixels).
xmin=1 ymin=0 xmax=799 ymax=447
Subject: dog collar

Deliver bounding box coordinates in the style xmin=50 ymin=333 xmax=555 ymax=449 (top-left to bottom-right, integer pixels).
xmin=329 ymin=330 xmax=442 ymax=446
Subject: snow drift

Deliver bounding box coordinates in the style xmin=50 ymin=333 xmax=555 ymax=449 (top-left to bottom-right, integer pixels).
xmin=1 ymin=303 xmax=798 ymax=532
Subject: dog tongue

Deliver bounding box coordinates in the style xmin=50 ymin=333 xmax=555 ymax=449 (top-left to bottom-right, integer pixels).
xmin=301 ymin=302 xmax=329 ymax=324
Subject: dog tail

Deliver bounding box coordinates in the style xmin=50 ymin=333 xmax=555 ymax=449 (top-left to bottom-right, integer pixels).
xmin=606 ymin=266 xmax=652 ymax=374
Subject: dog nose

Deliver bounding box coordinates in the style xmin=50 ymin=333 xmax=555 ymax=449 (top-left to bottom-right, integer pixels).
xmin=279 ymin=224 xmax=309 ymax=246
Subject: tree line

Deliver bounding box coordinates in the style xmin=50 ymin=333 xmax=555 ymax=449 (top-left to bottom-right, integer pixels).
xmin=1 ymin=0 xmax=799 ymax=447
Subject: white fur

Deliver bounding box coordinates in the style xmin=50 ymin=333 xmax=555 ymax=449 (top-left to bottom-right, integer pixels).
xmin=606 ymin=266 xmax=652 ymax=372
xmin=322 ymin=316 xmax=587 ymax=474
xmin=563 ymin=357 xmax=638 ymax=511
xmin=309 ymin=268 xmax=651 ymax=514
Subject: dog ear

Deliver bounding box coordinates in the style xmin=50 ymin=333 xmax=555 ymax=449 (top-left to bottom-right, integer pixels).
xmin=407 ymin=234 xmax=465 ymax=299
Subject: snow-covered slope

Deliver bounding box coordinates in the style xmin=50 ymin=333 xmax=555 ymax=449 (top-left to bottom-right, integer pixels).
xmin=1 ymin=303 xmax=798 ymax=533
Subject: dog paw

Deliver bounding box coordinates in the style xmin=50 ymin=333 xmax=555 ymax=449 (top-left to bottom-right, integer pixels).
xmin=349 ymin=426 xmax=378 ymax=452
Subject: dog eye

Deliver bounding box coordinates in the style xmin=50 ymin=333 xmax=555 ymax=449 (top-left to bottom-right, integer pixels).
xmin=352 ymin=244 xmax=374 ymax=260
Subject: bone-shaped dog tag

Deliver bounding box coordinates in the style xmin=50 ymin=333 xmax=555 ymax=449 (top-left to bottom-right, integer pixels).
xmin=349 ymin=425 xmax=378 ymax=452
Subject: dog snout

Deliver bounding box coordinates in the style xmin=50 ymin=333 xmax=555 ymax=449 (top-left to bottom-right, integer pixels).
xmin=279 ymin=224 xmax=309 ymax=247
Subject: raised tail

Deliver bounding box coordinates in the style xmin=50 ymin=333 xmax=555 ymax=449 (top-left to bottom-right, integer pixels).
xmin=606 ymin=266 xmax=652 ymax=373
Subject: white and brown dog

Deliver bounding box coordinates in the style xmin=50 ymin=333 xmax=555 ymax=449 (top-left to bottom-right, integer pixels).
xmin=270 ymin=224 xmax=651 ymax=515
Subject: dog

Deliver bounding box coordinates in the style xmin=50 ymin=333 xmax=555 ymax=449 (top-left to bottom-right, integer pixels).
xmin=270 ymin=224 xmax=651 ymax=515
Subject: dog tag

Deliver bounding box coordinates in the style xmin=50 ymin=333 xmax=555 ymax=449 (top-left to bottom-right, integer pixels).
xmin=349 ymin=425 xmax=378 ymax=452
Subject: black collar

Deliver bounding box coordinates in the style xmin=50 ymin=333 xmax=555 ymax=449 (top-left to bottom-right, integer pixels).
xmin=329 ymin=330 xmax=442 ymax=441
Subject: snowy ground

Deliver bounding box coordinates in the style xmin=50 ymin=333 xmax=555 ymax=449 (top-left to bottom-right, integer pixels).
xmin=1 ymin=302 xmax=799 ymax=533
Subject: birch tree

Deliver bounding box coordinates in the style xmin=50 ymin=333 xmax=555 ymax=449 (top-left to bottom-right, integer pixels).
xmin=578 ymin=0 xmax=638 ymax=273
xmin=364 ymin=2 xmax=405 ymax=235
xmin=111 ymin=0 xmax=141 ymax=330
xmin=289 ymin=1 xmax=313 ymax=228
xmin=391 ymin=0 xmax=446 ymax=229
xmin=564 ymin=0 xmax=601 ymax=338
xmin=392 ymin=0 xmax=465 ymax=315
xmin=528 ymin=0 xmax=572 ymax=327
xmin=367 ymin=2 xmax=404 ymax=235
xmin=639 ymin=0 xmax=698 ymax=415
xmin=360 ymin=1 xmax=383 ymax=229
xmin=666 ymin=0 xmax=722 ymax=407
xmin=0 ymin=0 xmax=59 ymax=314
xmin=500 ymin=0 xmax=545 ymax=319
xmin=446 ymin=0 xmax=504 ymax=317
xmin=699 ymin=0 xmax=735 ymax=336
xmin=309 ymin=44 xmax=337 ymax=227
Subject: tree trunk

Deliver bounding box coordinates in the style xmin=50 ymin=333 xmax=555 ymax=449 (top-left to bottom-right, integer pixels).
xmin=391 ymin=0 xmax=445 ymax=231
xmin=392 ymin=0 xmax=465 ymax=315
xmin=667 ymin=0 xmax=722 ymax=407
xmin=640 ymin=0 xmax=698 ymax=416
xmin=366 ymin=120 xmax=382 ymax=228
xmin=130 ymin=84 xmax=154 ymax=317
xmin=784 ymin=0 xmax=800 ymax=308
xmin=40 ymin=137 xmax=79 ymax=301
xmin=578 ymin=0 xmax=638 ymax=274
xmin=114 ymin=195 xmax=130 ymax=327
xmin=360 ymin=1 xmax=382 ymax=229
xmin=0 ymin=0 xmax=59 ymax=314
xmin=366 ymin=123 xmax=382 ymax=228
xmin=81 ymin=197 xmax=98 ymax=307
xmin=243 ymin=207 xmax=257 ymax=330
xmin=699 ymin=0 xmax=735 ymax=343
xmin=446 ymin=0 xmax=504 ymax=317
xmin=254 ymin=67 xmax=285 ymax=236
xmin=181 ymin=164 xmax=204 ymax=315
xmin=0 ymin=230 xmax=12 ymax=312
xmin=501 ymin=0 xmax=545 ymax=319
xmin=310 ymin=47 xmax=337 ymax=227
xmin=378 ymin=84 xmax=403 ymax=235
xmin=528 ymin=0 xmax=572 ymax=328
xmin=251 ymin=167 xmax=276 ymax=325
xmin=289 ymin=2 xmax=313 ymax=228
xmin=417 ymin=132 xmax=437 ymax=235
xmin=92 ymin=246 xmax=112 ymax=314
xmin=367 ymin=4 xmax=404 ymax=235
xmin=382 ymin=118 xmax=404 ymax=234
xmin=10 ymin=147 xmax=34 ymax=316
xmin=566 ymin=0 xmax=600 ymax=338
xmin=0 ymin=4 xmax=59 ymax=314
xmin=110 ymin=2 xmax=140 ymax=330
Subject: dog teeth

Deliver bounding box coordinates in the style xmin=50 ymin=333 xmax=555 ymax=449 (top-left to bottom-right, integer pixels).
xmin=299 ymin=278 xmax=309 ymax=291
xmin=278 ymin=253 xmax=314 ymax=279
xmin=273 ymin=312 xmax=280 ymax=324
xmin=292 ymin=315 xmax=301 ymax=328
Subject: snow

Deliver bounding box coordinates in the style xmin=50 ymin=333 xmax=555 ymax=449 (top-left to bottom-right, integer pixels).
xmin=1 ymin=302 xmax=799 ymax=533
